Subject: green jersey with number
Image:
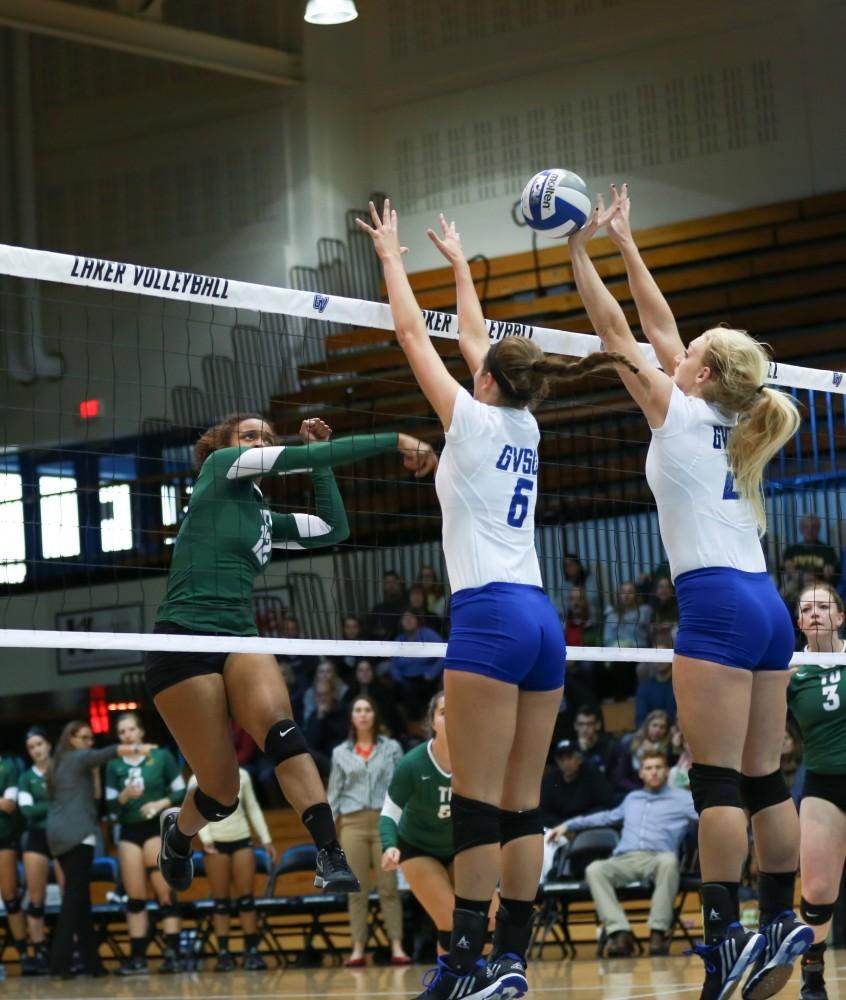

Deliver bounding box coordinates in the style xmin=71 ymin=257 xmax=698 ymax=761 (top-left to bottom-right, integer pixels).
xmin=380 ymin=740 xmax=452 ymax=859
xmin=156 ymin=434 xmax=398 ymax=635
xmin=18 ymin=766 xmax=48 ymax=831
xmin=789 ymin=654 xmax=846 ymax=773
xmin=105 ymin=748 xmax=186 ymax=826
xmin=0 ymin=757 xmax=19 ymax=841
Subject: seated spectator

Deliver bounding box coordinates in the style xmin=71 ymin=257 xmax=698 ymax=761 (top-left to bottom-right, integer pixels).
xmin=556 ymin=553 xmax=601 ymax=622
xmin=338 ymin=616 xmax=366 ymax=680
xmin=667 ymin=728 xmax=692 ymax=790
xmin=603 ymin=582 xmax=652 ymax=700
xmin=540 ymin=739 xmax=617 ymax=828
xmin=367 ymin=571 xmax=408 ymax=640
xmin=562 ymin=585 xmax=603 ymax=705
xmin=407 ymin=583 xmax=442 ymax=633
xmin=302 ymin=678 xmax=348 ymax=779
xmin=303 ymin=659 xmax=349 ymax=723
xmin=277 ymin=615 xmax=319 ymax=696
xmin=781 ymin=513 xmax=840 ymax=603
xmin=612 ymin=710 xmax=673 ymax=793
xmin=344 ymin=659 xmax=404 ymax=738
xmin=546 ymin=751 xmax=697 ymax=957
xmin=573 ymin=705 xmax=619 ymax=777
xmin=389 ymin=610 xmax=445 ymax=721
xmin=417 ymin=564 xmax=448 ymax=622
xmin=649 ymin=577 xmax=678 ymax=632
xmin=635 ymin=637 xmax=677 ymax=727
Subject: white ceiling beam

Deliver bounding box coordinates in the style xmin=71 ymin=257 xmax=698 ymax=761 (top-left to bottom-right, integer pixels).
xmin=0 ymin=0 xmax=302 ymax=86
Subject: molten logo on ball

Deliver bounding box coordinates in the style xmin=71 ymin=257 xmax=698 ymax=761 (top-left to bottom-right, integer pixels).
xmin=520 ymin=168 xmax=591 ymax=240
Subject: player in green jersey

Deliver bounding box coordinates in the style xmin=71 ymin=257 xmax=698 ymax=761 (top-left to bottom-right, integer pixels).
xmin=151 ymin=413 xmax=436 ymax=901
xmin=106 ymin=712 xmax=186 ymax=976
xmin=18 ymin=728 xmax=57 ymax=975
xmin=0 ymin=751 xmax=30 ymax=973
xmin=380 ymin=693 xmax=457 ymax=956
xmin=789 ymin=583 xmax=846 ymax=1000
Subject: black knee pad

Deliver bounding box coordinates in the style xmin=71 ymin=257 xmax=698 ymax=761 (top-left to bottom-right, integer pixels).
xmin=500 ymin=807 xmax=543 ymax=846
xmin=26 ymin=902 xmax=44 ymax=919
xmin=801 ymin=898 xmax=835 ymax=926
xmin=264 ymin=719 xmax=309 ymax=765
xmin=451 ymin=793 xmax=501 ymax=856
xmin=126 ymin=897 xmax=147 ymax=914
xmin=237 ymin=894 xmax=256 ymax=914
xmin=740 ymin=770 xmax=790 ymax=816
xmin=158 ymin=903 xmax=177 ymax=921
xmin=194 ymin=786 xmax=239 ymax=823
xmin=4 ymin=896 xmax=22 ymax=915
xmin=145 ymin=864 xmax=158 ymax=877
xmin=213 ymin=898 xmax=230 ymax=915
xmin=689 ymin=763 xmax=743 ymax=815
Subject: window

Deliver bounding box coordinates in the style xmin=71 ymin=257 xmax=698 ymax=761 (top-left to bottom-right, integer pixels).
xmin=39 ymin=474 xmax=81 ymax=559
xmin=160 ymin=484 xmax=178 ymax=526
xmin=0 ymin=472 xmax=26 ymax=583
xmin=100 ymin=483 xmax=133 ymax=552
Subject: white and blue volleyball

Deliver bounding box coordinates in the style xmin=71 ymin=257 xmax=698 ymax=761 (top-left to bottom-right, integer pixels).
xmin=520 ymin=168 xmax=591 ymax=238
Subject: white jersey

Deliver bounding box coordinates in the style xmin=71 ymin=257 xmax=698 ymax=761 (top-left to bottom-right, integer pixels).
xmin=436 ymin=387 xmax=543 ymax=593
xmin=645 ymin=384 xmax=765 ymax=580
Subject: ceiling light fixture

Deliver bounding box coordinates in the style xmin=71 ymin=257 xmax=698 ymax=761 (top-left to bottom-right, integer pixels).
xmin=304 ymin=0 xmax=358 ymax=25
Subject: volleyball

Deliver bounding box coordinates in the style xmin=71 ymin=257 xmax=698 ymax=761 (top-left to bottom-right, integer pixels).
xmin=520 ymin=168 xmax=591 ymax=238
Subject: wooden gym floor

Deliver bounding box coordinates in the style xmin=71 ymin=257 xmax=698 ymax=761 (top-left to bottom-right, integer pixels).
xmin=2 ymin=952 xmax=842 ymax=1000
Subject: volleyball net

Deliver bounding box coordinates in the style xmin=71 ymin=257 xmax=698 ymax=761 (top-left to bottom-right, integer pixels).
xmin=1 ymin=240 xmax=846 ymax=675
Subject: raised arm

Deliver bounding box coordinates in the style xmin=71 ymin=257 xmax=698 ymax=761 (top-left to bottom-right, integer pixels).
xmin=568 ymin=197 xmax=673 ymax=429
xmin=605 ymin=183 xmax=684 ymax=373
xmin=357 ymin=200 xmax=461 ymax=430
xmin=427 ymin=213 xmax=489 ymax=375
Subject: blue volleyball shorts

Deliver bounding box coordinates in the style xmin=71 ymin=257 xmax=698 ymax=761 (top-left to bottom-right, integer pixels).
xmin=444 ymin=582 xmax=566 ymax=691
xmin=674 ymin=567 xmax=794 ymax=671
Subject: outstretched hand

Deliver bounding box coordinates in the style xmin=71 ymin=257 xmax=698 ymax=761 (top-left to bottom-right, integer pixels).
xmin=427 ymin=213 xmax=466 ymax=266
xmin=397 ymin=433 xmax=438 ymax=478
xmin=604 ymin=183 xmax=633 ymax=247
xmin=355 ymin=199 xmax=409 ymax=261
xmin=568 ymin=192 xmax=618 ymax=251
xmin=299 ymin=418 xmax=332 ymax=444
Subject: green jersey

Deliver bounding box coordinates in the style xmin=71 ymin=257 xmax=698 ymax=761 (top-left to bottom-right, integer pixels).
xmin=0 ymin=757 xmax=19 ymax=841
xmin=789 ymin=651 xmax=846 ymax=773
xmin=379 ymin=740 xmax=452 ymax=859
xmin=156 ymin=434 xmax=398 ymax=635
xmin=105 ymin=748 xmax=185 ymax=826
xmin=18 ymin=765 xmax=48 ymax=830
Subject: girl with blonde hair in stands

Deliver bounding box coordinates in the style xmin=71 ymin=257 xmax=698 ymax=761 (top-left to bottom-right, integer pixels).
xmin=569 ymin=183 xmax=808 ymax=1000
xmin=789 ymin=582 xmax=846 ymax=1000
xmin=359 ymin=200 xmax=637 ymax=1000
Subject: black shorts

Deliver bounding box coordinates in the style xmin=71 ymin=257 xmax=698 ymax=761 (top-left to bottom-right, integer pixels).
xmin=22 ymin=827 xmax=50 ymax=858
xmin=212 ymin=838 xmax=253 ymax=855
xmin=802 ymin=770 xmax=846 ymax=813
xmin=119 ymin=819 xmax=162 ymax=848
xmin=397 ymin=836 xmax=453 ymax=867
xmin=145 ymin=621 xmax=233 ymax=698
xmin=0 ymin=834 xmax=20 ymax=853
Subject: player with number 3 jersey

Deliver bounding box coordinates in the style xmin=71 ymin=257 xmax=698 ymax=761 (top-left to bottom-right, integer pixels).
xmin=359 ymin=200 xmax=636 ymax=1000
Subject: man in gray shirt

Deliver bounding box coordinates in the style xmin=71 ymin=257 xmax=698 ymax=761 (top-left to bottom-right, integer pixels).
xmin=547 ymin=750 xmax=697 ymax=957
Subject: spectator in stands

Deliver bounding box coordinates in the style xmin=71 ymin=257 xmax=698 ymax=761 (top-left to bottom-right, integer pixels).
xmin=46 ymin=721 xmax=156 ymax=977
xmin=562 ymin=584 xmax=602 ymax=705
xmin=573 ymin=705 xmax=619 ymax=777
xmin=408 ymin=583 xmax=443 ymax=633
xmin=668 ymin=728 xmax=692 ymax=791
xmin=367 ymin=571 xmax=408 ymax=640
xmin=613 ymin=710 xmax=673 ymax=793
xmin=343 ymin=659 xmax=403 ymax=738
xmin=540 ymin=739 xmax=616 ymax=828
xmin=0 ymin=750 xmax=30 ymax=973
xmin=649 ymin=577 xmax=679 ymax=635
xmin=556 ymin=553 xmax=601 ymax=622
xmin=328 ymin=696 xmax=409 ymax=967
xmin=603 ymin=582 xmax=652 ymax=700
xmin=339 ymin=616 xmax=366 ymax=679
xmin=277 ymin=615 xmax=319 ymax=696
xmin=193 ymin=768 xmax=277 ymax=971
xmin=302 ymin=659 xmax=349 ymax=723
xmin=635 ymin=630 xmax=677 ymax=726
xmin=303 ymin=679 xmax=349 ymax=779
xmin=417 ymin=564 xmax=448 ymax=623
xmin=389 ymin=609 xmax=445 ymax=721
xmin=782 ymin=513 xmax=840 ymax=603
xmin=547 ymin=750 xmax=697 ymax=957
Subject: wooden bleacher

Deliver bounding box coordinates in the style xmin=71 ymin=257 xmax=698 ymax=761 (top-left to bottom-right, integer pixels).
xmin=267 ymin=190 xmax=846 ymax=542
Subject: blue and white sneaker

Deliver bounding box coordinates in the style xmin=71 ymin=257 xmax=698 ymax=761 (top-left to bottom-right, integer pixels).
xmin=412 ymin=957 xmax=503 ymax=1000
xmin=691 ymin=922 xmax=765 ymax=1000
xmin=488 ymin=953 xmax=528 ymax=999
xmin=742 ymin=911 xmax=814 ymax=1000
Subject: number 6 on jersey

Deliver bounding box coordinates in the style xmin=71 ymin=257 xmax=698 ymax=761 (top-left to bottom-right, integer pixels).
xmin=507 ymin=477 xmax=535 ymax=527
